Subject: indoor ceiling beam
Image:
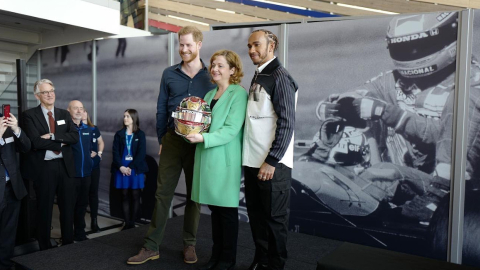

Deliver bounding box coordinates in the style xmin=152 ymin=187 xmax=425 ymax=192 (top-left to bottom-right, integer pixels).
xmin=149 ymin=12 xmax=211 ymax=31
xmin=150 ymin=0 xmax=268 ymax=23
xmin=269 ymin=0 xmax=380 ymax=16
xmin=333 ymin=0 xmax=460 ymax=13
xmin=0 ymin=25 xmax=41 ymax=45
xmin=163 ymin=0 xmax=307 ymax=20
xmin=0 ymin=41 xmax=28 ymax=54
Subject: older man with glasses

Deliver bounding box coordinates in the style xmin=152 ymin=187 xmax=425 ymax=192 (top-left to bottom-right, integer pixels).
xmin=23 ymin=79 xmax=79 ymax=250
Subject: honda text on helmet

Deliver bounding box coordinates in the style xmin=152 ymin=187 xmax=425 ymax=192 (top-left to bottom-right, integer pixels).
xmin=386 ymin=12 xmax=457 ymax=78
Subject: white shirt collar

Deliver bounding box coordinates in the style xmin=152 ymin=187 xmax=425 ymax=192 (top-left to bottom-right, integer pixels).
xmin=40 ymin=105 xmax=54 ymax=117
xmin=256 ymin=56 xmax=276 ymax=73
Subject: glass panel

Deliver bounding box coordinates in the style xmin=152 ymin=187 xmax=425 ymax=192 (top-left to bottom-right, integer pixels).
xmin=40 ymin=43 xmax=93 ymax=113
xmin=96 ymin=35 xmax=169 ymax=218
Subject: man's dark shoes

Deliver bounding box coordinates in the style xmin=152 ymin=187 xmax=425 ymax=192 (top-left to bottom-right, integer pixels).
xmin=74 ymin=235 xmax=89 ymax=242
xmin=198 ymin=260 xmax=218 ymax=270
xmin=127 ymin=248 xmax=159 ymax=265
xmin=184 ymin=245 xmax=198 ymax=264
xmin=91 ymin=218 xmax=101 ymax=233
xmin=121 ymin=221 xmax=135 ymax=231
xmin=248 ymin=261 xmax=268 ymax=270
xmin=215 ymin=261 xmax=235 ymax=270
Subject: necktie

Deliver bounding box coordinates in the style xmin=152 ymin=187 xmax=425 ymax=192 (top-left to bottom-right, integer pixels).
xmin=47 ymin=111 xmax=61 ymax=154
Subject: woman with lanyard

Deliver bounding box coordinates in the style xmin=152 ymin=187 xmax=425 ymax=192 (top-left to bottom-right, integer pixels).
xmin=112 ymin=109 xmax=148 ymax=230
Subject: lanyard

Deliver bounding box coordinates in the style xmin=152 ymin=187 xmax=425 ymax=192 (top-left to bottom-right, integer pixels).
xmin=126 ymin=132 xmax=133 ymax=156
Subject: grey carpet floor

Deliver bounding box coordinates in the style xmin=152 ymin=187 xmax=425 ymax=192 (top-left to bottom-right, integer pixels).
xmin=13 ymin=214 xmax=342 ymax=270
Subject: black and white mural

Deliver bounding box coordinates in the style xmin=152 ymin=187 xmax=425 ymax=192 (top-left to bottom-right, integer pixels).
xmin=288 ymin=12 xmax=459 ymax=258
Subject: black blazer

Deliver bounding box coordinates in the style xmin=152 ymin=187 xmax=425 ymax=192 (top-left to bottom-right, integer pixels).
xmin=111 ymin=128 xmax=148 ymax=174
xmin=0 ymin=128 xmax=31 ymax=202
xmin=22 ymin=105 xmax=79 ymax=180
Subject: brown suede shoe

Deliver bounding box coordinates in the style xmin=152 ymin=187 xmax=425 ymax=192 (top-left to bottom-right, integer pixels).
xmin=183 ymin=245 xmax=198 ymax=264
xmin=127 ymin=248 xmax=159 ymax=265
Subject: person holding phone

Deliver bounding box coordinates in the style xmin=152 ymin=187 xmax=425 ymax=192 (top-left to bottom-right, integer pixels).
xmin=2 ymin=105 xmax=10 ymax=120
xmin=186 ymin=50 xmax=247 ymax=270
xmin=111 ymin=109 xmax=148 ymax=230
xmin=0 ymin=111 xmax=31 ymax=269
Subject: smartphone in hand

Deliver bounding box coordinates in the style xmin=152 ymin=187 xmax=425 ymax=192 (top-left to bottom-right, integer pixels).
xmin=2 ymin=104 xmax=10 ymax=119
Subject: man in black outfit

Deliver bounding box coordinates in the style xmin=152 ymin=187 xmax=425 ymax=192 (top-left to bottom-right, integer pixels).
xmin=0 ymin=112 xmax=31 ymax=270
xmin=22 ymin=79 xmax=79 ymax=250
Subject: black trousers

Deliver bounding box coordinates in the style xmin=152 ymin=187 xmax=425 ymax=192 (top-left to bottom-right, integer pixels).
xmin=244 ymin=164 xmax=291 ymax=270
xmin=74 ymin=176 xmax=91 ymax=239
xmin=34 ymin=159 xmax=75 ymax=250
xmin=208 ymin=205 xmax=238 ymax=263
xmin=0 ymin=183 xmax=21 ymax=269
xmin=89 ymin=168 xmax=100 ymax=219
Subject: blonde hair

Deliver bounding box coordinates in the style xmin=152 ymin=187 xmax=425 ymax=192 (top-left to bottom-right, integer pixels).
xmin=84 ymin=110 xmax=95 ymax=127
xmin=209 ymin=50 xmax=244 ymax=85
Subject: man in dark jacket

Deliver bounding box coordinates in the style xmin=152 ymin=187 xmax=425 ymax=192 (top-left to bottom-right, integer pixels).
xmin=68 ymin=100 xmax=94 ymax=242
xmin=0 ymin=112 xmax=31 ymax=270
xmin=23 ymin=79 xmax=79 ymax=250
xmin=243 ymin=29 xmax=298 ymax=270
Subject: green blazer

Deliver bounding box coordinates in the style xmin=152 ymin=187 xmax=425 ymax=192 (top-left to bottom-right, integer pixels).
xmin=191 ymin=84 xmax=248 ymax=207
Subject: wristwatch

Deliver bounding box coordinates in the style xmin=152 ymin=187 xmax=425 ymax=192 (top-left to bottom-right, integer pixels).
xmin=49 ymin=133 xmax=53 ymax=140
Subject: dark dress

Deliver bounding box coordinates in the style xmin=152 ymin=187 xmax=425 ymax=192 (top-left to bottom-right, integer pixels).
xmin=114 ymin=134 xmax=145 ymax=189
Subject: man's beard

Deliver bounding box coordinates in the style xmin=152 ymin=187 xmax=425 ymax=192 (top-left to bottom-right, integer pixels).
xmin=251 ymin=47 xmax=269 ymax=66
xmin=181 ymin=50 xmax=198 ymax=64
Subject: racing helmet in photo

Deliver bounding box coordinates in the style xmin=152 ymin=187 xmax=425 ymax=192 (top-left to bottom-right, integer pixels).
xmin=172 ymin=96 xmax=211 ymax=136
xmin=386 ymin=12 xmax=458 ymax=78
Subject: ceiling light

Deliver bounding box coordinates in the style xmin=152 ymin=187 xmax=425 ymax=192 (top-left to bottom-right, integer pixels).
xmin=336 ymin=3 xmax=398 ymax=14
xmin=167 ymin=15 xmax=210 ymax=26
xmin=216 ymin=8 xmax=236 ymax=13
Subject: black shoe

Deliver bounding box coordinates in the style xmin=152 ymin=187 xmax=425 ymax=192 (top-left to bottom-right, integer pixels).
xmin=91 ymin=218 xmax=101 ymax=233
xmin=198 ymin=260 xmax=218 ymax=270
xmin=74 ymin=235 xmax=89 ymax=242
xmin=215 ymin=261 xmax=235 ymax=270
xmin=122 ymin=221 xmax=135 ymax=231
xmin=248 ymin=261 xmax=268 ymax=270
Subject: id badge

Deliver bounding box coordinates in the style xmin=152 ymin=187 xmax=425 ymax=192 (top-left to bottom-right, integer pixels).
xmin=125 ymin=155 xmax=133 ymax=161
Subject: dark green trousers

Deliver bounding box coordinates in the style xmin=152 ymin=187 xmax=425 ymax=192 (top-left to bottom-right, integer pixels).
xmin=144 ymin=131 xmax=201 ymax=250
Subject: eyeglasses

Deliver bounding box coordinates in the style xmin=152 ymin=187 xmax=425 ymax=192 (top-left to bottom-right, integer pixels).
xmin=37 ymin=90 xmax=55 ymax=96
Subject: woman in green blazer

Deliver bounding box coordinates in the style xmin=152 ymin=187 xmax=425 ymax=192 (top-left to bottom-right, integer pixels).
xmin=186 ymin=50 xmax=247 ymax=270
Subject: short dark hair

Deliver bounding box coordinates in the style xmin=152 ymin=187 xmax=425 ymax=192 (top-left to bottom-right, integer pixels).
xmin=252 ymin=29 xmax=279 ymax=52
xmin=124 ymin=109 xmax=140 ymax=133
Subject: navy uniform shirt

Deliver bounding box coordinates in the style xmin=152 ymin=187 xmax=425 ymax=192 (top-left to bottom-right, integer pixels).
xmin=72 ymin=122 xmax=93 ymax=178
